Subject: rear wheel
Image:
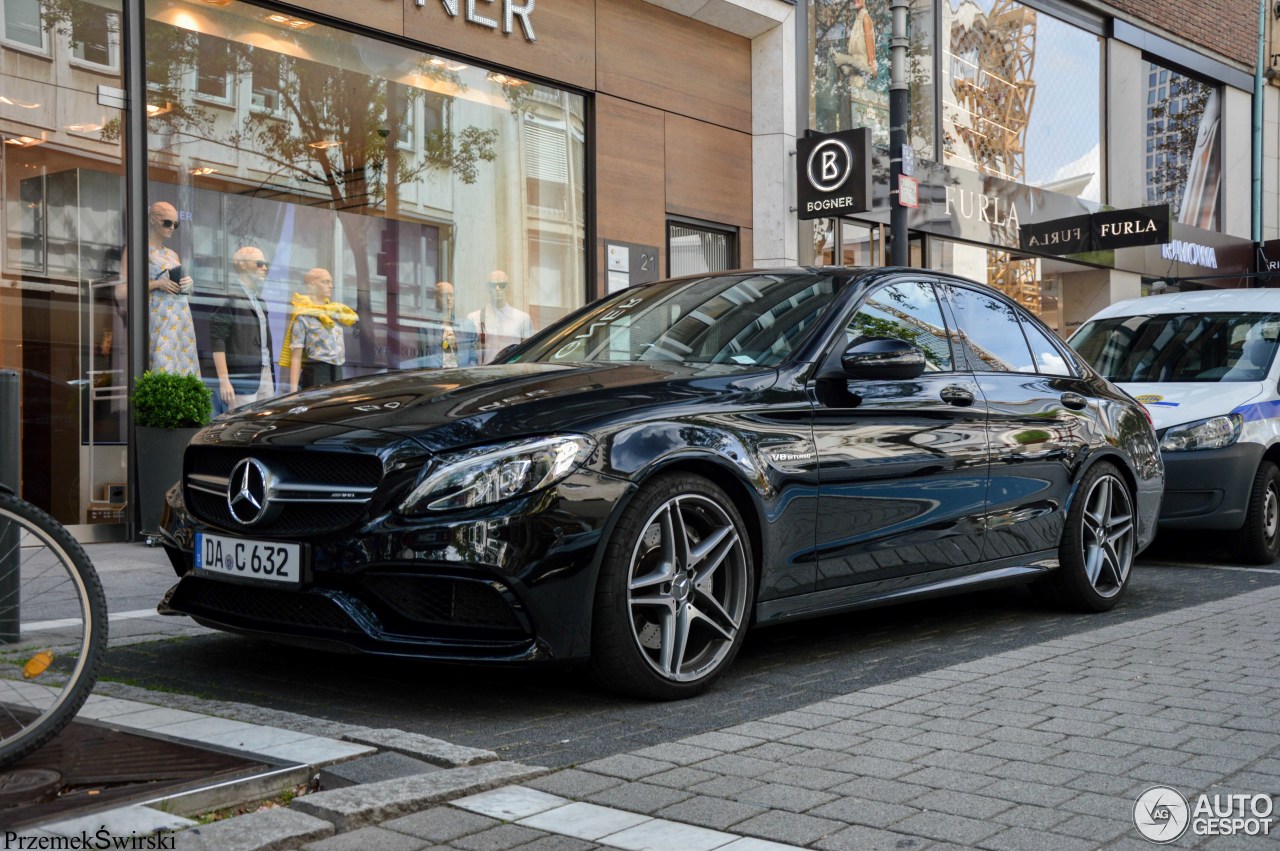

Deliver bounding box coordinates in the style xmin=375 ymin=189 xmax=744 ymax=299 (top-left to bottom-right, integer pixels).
xmin=1230 ymin=460 xmax=1280 ymax=564
xmin=1036 ymin=461 xmax=1135 ymax=612
xmin=590 ymin=473 xmax=753 ymax=700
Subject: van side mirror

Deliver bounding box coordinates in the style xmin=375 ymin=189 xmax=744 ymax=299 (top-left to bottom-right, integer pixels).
xmin=841 ymin=338 xmax=926 ymax=380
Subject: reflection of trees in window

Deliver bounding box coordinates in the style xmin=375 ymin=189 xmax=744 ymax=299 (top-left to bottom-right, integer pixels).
xmin=196 ymin=33 xmax=230 ymax=100
xmin=1146 ymin=62 xmax=1218 ymax=230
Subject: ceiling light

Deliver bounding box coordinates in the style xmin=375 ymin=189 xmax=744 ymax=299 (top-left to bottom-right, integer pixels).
xmin=0 ymin=96 xmax=41 ymax=109
xmin=308 ymin=139 xmax=341 ymax=150
xmin=65 ymin=122 xmax=103 ymax=133
xmin=147 ymin=103 xmax=173 ymax=117
xmin=4 ymin=135 xmax=44 ymax=147
xmin=190 ymin=166 xmax=218 ymax=175
xmin=488 ymin=72 xmax=525 ymax=86
xmin=199 ymin=0 xmax=233 ymax=5
xmin=265 ymin=12 xmax=313 ymax=29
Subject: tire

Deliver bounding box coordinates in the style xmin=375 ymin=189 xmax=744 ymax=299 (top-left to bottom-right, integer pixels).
xmin=1035 ymin=461 xmax=1136 ymax=612
xmin=1230 ymin=460 xmax=1280 ymax=564
xmin=589 ymin=473 xmax=754 ymax=700
xmin=0 ymin=491 xmax=109 ymax=767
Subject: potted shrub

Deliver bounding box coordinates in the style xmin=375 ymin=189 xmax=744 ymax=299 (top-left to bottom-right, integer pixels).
xmin=133 ymin=371 xmax=212 ymax=535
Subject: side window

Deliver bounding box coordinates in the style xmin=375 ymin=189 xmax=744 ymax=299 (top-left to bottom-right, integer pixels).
xmin=946 ymin=286 xmax=1037 ymax=373
xmin=1020 ymin=318 xmax=1074 ymax=376
xmin=845 ymin=281 xmax=953 ymax=372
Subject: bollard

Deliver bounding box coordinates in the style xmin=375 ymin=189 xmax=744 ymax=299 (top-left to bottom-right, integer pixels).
xmin=0 ymin=369 xmax=19 ymax=642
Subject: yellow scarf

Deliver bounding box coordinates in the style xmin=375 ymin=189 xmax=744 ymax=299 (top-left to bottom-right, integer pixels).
xmin=279 ymin=292 xmax=359 ymax=367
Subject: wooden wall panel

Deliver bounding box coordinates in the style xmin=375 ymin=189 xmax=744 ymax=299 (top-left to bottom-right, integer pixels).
xmin=597 ymin=0 xmax=751 ymax=133
xmin=403 ymin=0 xmax=595 ymax=90
xmin=595 ymin=95 xmax=666 ymax=298
xmin=738 ymin=227 xmax=753 ymax=271
xmin=279 ymin=0 xmax=404 ymax=35
xmin=664 ymin=113 xmax=752 ymax=230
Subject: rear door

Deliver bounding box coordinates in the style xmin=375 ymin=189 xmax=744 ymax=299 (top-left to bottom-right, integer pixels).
xmin=808 ymin=279 xmax=989 ymax=591
xmin=942 ymin=283 xmax=1093 ymax=563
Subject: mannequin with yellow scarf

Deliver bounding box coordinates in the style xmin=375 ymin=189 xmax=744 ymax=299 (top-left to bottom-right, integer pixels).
xmin=281 ymin=268 xmax=359 ymax=391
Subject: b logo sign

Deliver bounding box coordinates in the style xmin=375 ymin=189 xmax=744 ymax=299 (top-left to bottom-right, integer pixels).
xmin=808 ymin=140 xmax=852 ymax=193
xmin=796 ymin=128 xmax=871 ymax=220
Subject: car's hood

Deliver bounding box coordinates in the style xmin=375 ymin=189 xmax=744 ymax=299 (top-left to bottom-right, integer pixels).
xmin=1116 ymin=381 xmax=1267 ymax=431
xmin=212 ymin=362 xmax=774 ymax=452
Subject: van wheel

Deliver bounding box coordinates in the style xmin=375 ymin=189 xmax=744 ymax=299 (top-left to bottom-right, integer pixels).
xmin=1035 ymin=461 xmax=1135 ymax=612
xmin=589 ymin=473 xmax=753 ymax=700
xmin=1230 ymin=461 xmax=1280 ymax=564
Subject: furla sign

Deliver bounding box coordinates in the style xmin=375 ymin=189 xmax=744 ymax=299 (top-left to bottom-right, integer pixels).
xmin=414 ymin=0 xmax=537 ymax=41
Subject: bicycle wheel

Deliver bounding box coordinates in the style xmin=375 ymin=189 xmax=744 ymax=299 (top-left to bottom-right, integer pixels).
xmin=0 ymin=491 xmax=108 ymax=767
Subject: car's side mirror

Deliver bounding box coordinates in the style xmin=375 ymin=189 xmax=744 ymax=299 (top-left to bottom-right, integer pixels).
xmin=841 ymin=338 xmax=927 ymax=380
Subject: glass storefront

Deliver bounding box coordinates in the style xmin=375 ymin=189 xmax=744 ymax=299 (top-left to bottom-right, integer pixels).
xmin=1144 ymin=59 xmax=1220 ymax=231
xmin=1 ymin=0 xmax=128 ymax=531
xmin=940 ymin=0 xmax=1102 ymax=202
xmin=1 ymin=0 xmax=588 ymax=537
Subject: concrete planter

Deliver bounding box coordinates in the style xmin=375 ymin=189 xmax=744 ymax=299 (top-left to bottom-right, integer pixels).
xmin=136 ymin=426 xmax=199 ymax=535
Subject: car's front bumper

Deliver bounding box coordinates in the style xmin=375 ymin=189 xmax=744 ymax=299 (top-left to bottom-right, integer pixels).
xmin=158 ymin=471 xmax=636 ymax=663
xmin=1156 ymin=441 xmax=1264 ymax=530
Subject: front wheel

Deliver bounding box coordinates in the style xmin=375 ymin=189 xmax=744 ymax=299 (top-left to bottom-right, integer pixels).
xmin=1230 ymin=460 xmax=1280 ymax=564
xmin=590 ymin=474 xmax=754 ymax=700
xmin=0 ymin=491 xmax=108 ymax=767
xmin=1036 ymin=461 xmax=1136 ymax=612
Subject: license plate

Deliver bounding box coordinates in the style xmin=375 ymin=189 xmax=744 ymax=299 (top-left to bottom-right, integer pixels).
xmin=195 ymin=533 xmax=302 ymax=588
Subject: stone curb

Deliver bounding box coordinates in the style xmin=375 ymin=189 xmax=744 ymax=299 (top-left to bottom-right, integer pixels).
xmin=341 ymin=728 xmax=498 ymax=768
xmin=290 ymin=762 xmax=550 ymax=832
xmin=176 ymin=808 xmax=335 ymax=851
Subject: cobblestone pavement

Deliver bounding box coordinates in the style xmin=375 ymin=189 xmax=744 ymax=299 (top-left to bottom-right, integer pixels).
xmin=99 ymin=558 xmax=1280 ymax=768
xmin=166 ymin=578 xmax=1280 ymax=850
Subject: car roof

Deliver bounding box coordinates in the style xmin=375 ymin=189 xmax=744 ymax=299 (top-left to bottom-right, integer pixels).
xmin=1086 ymin=288 xmax=1280 ymax=321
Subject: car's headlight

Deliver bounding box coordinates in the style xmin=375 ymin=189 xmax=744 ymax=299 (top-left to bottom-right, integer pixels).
xmin=399 ymin=435 xmax=596 ymax=514
xmin=1159 ymin=414 xmax=1243 ymax=452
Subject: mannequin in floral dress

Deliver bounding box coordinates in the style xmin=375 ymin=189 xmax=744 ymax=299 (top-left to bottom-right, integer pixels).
xmin=139 ymin=201 xmax=199 ymax=375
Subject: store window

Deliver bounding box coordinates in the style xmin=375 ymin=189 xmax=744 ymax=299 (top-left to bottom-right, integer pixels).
xmin=142 ymin=0 xmax=587 ymax=403
xmin=809 ymin=0 xmax=934 ymax=157
xmin=2 ymin=0 xmax=45 ymax=51
xmin=1 ymin=0 xmax=127 ymax=531
xmin=1144 ymin=60 xmax=1219 ymax=230
xmin=941 ymin=0 xmax=1102 ymax=202
xmin=668 ymin=221 xmax=736 ymax=277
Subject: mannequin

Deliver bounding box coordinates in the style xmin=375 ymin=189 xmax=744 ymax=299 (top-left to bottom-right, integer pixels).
xmin=467 ymin=270 xmax=533 ymax=364
xmin=134 ymin=201 xmax=199 ymax=375
xmin=210 ymin=246 xmax=275 ymax=409
xmin=282 ymin=268 xmax=359 ymax=391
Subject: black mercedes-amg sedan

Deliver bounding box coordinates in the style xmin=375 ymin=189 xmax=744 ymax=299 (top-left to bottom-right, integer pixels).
xmin=158 ymin=268 xmax=1163 ymax=699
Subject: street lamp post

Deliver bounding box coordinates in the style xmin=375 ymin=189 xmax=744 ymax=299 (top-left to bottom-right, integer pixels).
xmin=889 ymin=0 xmax=909 ymax=267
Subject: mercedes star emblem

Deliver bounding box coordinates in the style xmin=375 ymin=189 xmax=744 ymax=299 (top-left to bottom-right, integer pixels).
xmin=227 ymin=457 xmax=271 ymax=525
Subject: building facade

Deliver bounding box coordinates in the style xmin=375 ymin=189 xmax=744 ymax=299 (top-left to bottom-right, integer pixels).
xmin=1 ymin=0 xmax=1276 ymax=541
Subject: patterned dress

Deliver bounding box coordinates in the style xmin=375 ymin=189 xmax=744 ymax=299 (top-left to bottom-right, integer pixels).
xmin=147 ymin=245 xmax=199 ymax=376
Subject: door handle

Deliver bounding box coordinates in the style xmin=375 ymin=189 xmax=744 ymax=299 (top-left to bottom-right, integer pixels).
xmin=940 ymin=385 xmax=975 ymax=407
xmin=1060 ymin=392 xmax=1088 ymax=410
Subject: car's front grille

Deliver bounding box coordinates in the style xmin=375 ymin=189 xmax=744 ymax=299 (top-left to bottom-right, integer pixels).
xmin=184 ymin=447 xmax=382 ymax=537
xmin=169 ymin=576 xmax=360 ymax=633
xmin=363 ymin=573 xmax=522 ymax=631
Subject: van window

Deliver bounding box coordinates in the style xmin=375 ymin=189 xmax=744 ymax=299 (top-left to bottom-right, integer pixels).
xmin=1071 ymin=312 xmax=1280 ymax=383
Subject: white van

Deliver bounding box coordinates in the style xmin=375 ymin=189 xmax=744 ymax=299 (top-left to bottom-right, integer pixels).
xmin=1069 ymin=289 xmax=1280 ymax=563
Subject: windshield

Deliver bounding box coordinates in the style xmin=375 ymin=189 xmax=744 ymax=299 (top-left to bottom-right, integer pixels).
xmin=1070 ymin=312 xmax=1280 ymax=383
xmin=514 ymin=273 xmax=842 ymax=368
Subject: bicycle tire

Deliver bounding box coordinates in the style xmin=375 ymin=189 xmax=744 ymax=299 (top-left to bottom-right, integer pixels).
xmin=0 ymin=491 xmax=108 ymax=767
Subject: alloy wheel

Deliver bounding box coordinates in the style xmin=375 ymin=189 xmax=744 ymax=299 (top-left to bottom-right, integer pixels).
xmin=1080 ymin=474 xmax=1134 ymax=598
xmin=626 ymin=495 xmax=749 ymax=683
xmin=1264 ymin=481 xmax=1279 ymax=548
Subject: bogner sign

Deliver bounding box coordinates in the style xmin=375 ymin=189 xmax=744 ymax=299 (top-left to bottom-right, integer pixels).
xmin=1019 ymin=204 xmax=1170 ymax=255
xmin=413 ymin=0 xmax=537 ymax=41
xmin=796 ymin=129 xmax=872 ymax=221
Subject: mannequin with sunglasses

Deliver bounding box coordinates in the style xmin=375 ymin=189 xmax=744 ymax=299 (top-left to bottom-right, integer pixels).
xmin=467 ymin=270 xmax=533 ymax=364
xmin=210 ymin=245 xmax=275 ymax=409
xmin=126 ymin=201 xmax=198 ymax=375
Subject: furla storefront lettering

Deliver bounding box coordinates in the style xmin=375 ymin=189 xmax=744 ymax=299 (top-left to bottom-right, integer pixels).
xmin=944 ymin=186 xmax=1021 ymax=236
xmin=414 ymin=0 xmax=537 ymax=41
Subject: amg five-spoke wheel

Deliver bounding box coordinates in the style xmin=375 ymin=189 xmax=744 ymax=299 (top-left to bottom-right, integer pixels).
xmin=591 ymin=474 xmax=753 ymax=699
xmin=1035 ymin=460 xmax=1136 ymax=612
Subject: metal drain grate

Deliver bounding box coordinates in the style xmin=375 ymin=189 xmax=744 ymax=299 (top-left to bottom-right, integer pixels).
xmin=0 ymin=713 xmax=277 ymax=830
